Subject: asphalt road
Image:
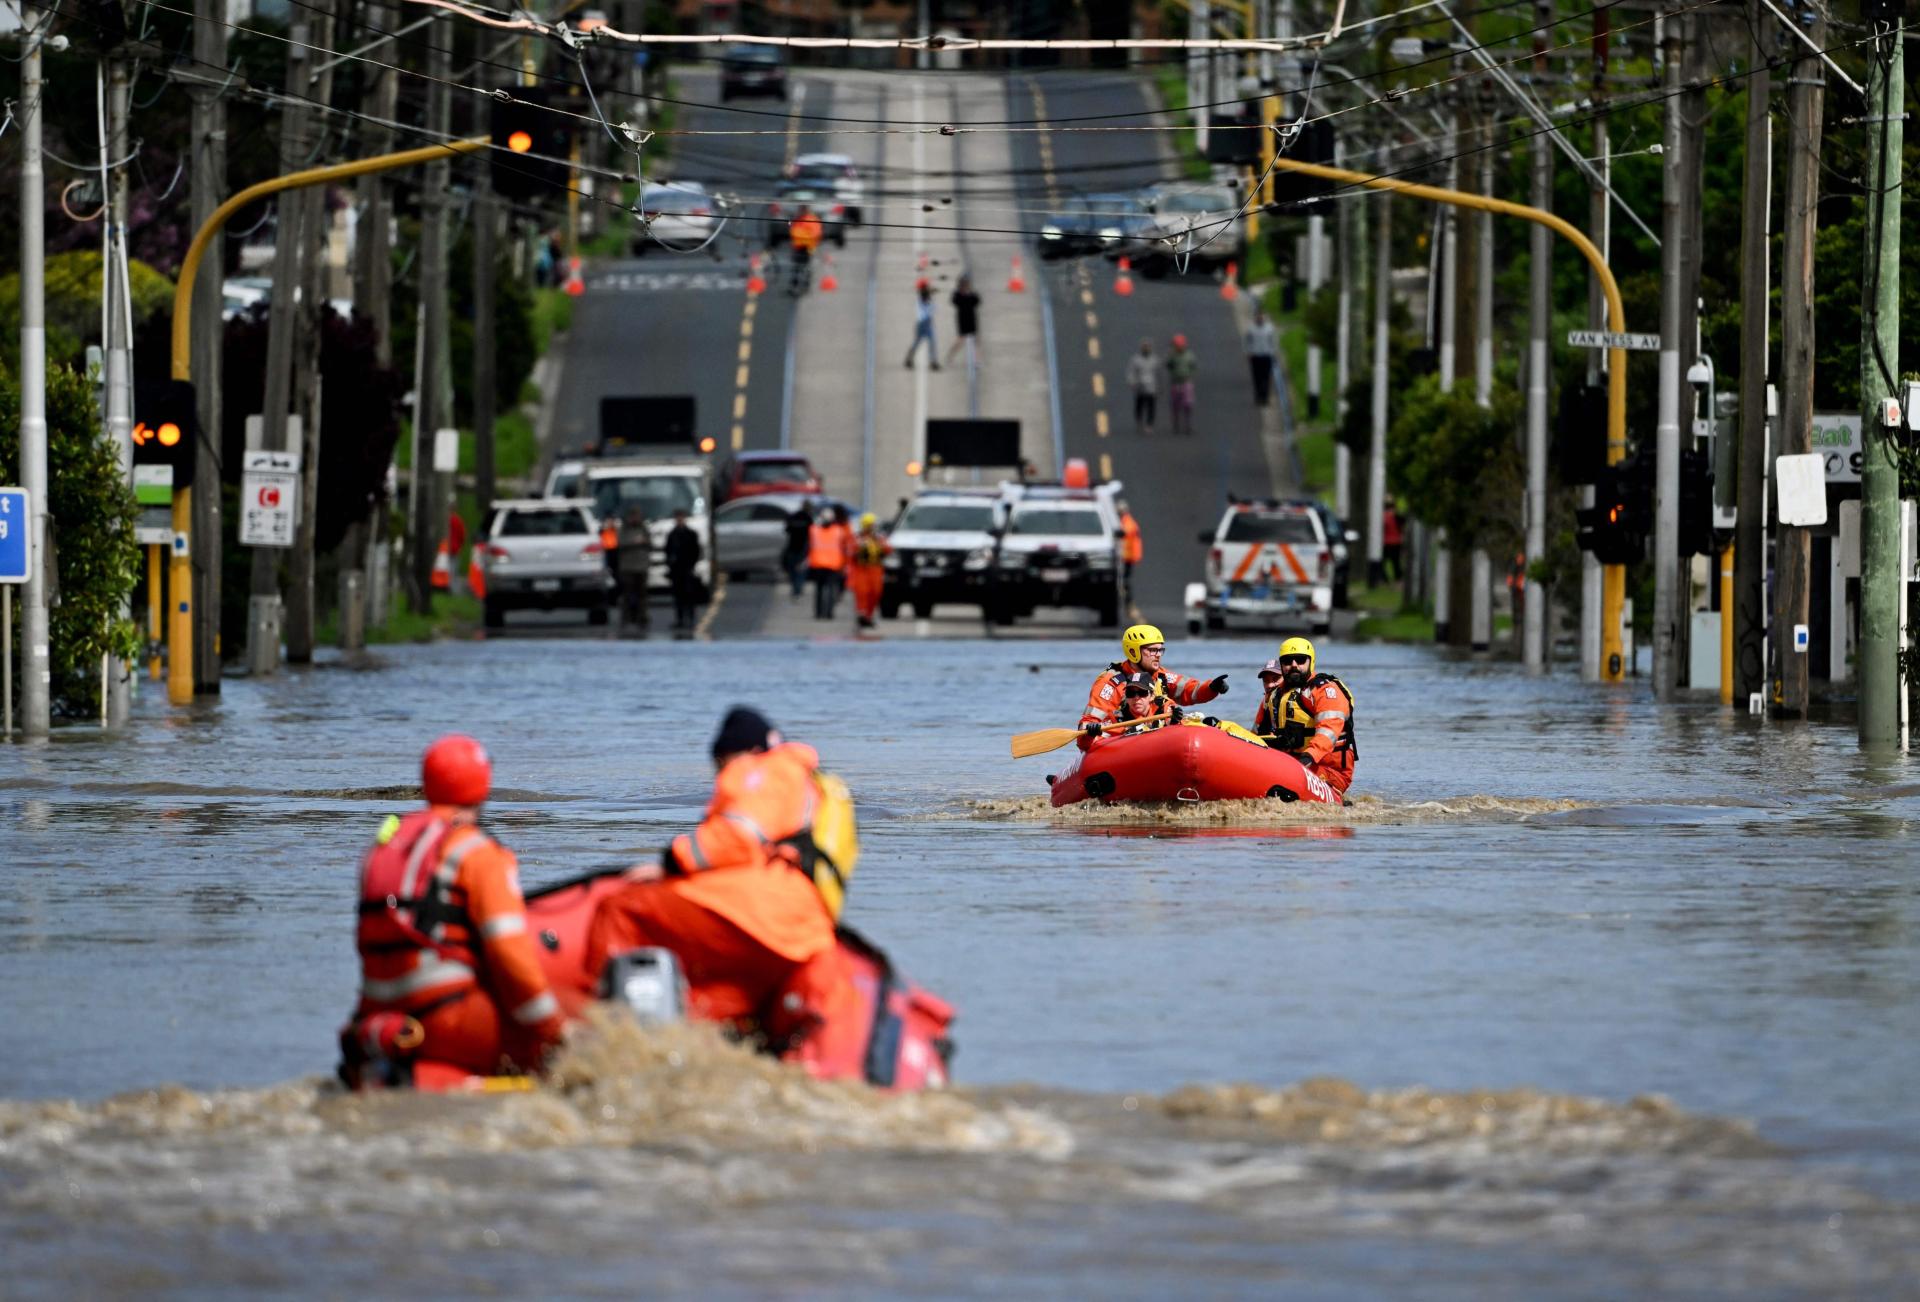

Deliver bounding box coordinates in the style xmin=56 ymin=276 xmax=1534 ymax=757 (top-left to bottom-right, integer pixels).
xmin=1008 ymin=71 xmax=1277 ymax=633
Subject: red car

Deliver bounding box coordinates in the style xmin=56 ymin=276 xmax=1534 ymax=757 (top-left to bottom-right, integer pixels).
xmin=718 ymin=451 xmax=823 ymax=501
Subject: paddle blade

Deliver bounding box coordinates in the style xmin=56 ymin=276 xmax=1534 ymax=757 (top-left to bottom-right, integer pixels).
xmin=1010 ymin=727 xmax=1081 ymax=758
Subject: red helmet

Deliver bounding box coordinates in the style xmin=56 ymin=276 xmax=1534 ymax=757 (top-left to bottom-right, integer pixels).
xmin=422 ymin=734 xmax=491 ymax=806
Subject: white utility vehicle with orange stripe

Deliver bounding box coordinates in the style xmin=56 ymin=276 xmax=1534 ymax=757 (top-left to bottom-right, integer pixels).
xmin=1185 ymin=500 xmax=1334 ymax=636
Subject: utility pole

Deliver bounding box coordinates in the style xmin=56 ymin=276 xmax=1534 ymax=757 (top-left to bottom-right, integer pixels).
xmin=1367 ymin=191 xmax=1391 ymax=588
xmin=411 ymin=33 xmax=453 ymax=611
xmin=1652 ymin=14 xmax=1689 ymax=700
xmin=1580 ymin=7 xmax=1610 ymax=682
xmin=1773 ymin=3 xmax=1826 ymax=717
xmin=1434 ymin=135 xmax=1459 ymax=644
xmin=1470 ymin=124 xmax=1495 ymax=655
xmin=1526 ymin=119 xmax=1552 ymax=673
xmin=249 ymin=21 xmax=315 ymax=674
xmin=1734 ymin=2 xmax=1771 ymax=710
xmin=17 ymin=4 xmax=50 ymax=738
xmin=355 ymin=0 xmax=400 ymax=636
xmin=190 ymin=0 xmax=227 ymax=692
xmin=286 ymin=0 xmax=337 ymax=665
xmin=104 ymin=55 xmax=134 ymax=728
xmin=1857 ymin=12 xmax=1904 ymax=745
xmin=1334 ymin=133 xmax=1356 ymax=520
xmin=474 ymin=182 xmax=498 ymax=512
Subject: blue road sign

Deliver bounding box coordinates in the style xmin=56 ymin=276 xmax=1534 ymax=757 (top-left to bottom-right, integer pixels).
xmin=0 ymin=488 xmax=28 ymax=584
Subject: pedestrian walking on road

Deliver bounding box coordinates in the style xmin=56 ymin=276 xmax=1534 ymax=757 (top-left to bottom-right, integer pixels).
xmin=944 ymin=275 xmax=981 ymax=368
xmin=1167 ymin=333 xmax=1198 ymax=436
xmin=849 ymin=513 xmax=890 ymax=630
xmin=1127 ymin=338 xmax=1158 ymax=433
xmin=1117 ymin=500 xmax=1143 ymax=593
xmin=1244 ymin=306 xmax=1278 ymax=408
xmin=616 ymin=506 xmax=653 ymax=632
xmin=664 ymin=508 xmax=703 ymax=631
xmin=903 ymin=281 xmax=940 ymax=370
xmin=808 ymin=506 xmax=853 ymax=619
xmin=782 ymin=502 xmax=813 ymax=598
xmin=787 ymin=205 xmax=822 ymax=295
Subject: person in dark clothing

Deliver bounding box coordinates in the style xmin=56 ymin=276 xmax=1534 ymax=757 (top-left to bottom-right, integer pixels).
xmin=944 ymin=274 xmax=981 ymax=368
xmin=664 ymin=509 xmax=703 ymax=630
xmin=616 ymin=505 xmax=653 ymax=631
xmin=782 ymin=503 xmax=813 ymax=599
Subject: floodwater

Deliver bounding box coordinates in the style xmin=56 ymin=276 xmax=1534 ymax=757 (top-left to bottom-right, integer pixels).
xmin=3 ymin=631 xmax=1918 ymax=1297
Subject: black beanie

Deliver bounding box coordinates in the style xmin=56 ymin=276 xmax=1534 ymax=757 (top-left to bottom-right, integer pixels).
xmin=711 ymin=706 xmax=775 ymax=761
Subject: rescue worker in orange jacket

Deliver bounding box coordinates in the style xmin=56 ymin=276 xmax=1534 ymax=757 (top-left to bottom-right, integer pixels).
xmin=585 ymin=708 xmax=853 ymax=1038
xmin=343 ymin=735 xmax=566 ymax=1083
xmin=1253 ymin=637 xmax=1357 ymax=795
xmin=1079 ymin=623 xmax=1226 ymax=748
xmin=808 ymin=506 xmax=853 ymax=620
xmin=848 ymin=512 xmax=890 ymax=630
xmin=1115 ymin=671 xmax=1180 ymax=732
xmin=788 ymin=206 xmax=824 ymax=293
xmin=1117 ymin=501 xmax=1143 ymax=591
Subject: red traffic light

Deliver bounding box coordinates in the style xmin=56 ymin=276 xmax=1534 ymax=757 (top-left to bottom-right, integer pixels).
xmin=157 ymin=421 xmax=182 ymax=447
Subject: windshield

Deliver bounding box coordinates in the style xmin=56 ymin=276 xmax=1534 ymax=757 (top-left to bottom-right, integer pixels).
xmin=589 ymin=475 xmax=703 ymax=521
xmin=740 ymin=459 xmax=810 ymax=484
xmin=496 ymin=508 xmax=590 ymax=537
xmin=643 ymin=189 xmax=707 ymax=215
xmin=1084 ymin=194 xmax=1143 ymax=214
xmin=897 ymin=502 xmax=995 ymax=533
xmin=793 ymin=162 xmax=850 ymax=184
xmin=1162 ymin=189 xmax=1234 ymax=214
xmin=1222 ymin=512 xmax=1320 ymax=544
xmin=546 ymin=470 xmax=583 ymax=498
xmin=725 ymin=46 xmax=783 ymax=65
xmin=1011 ymin=508 xmax=1105 ymax=537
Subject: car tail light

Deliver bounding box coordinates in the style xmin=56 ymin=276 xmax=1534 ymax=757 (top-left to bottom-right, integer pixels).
xmin=481 ymin=543 xmax=510 ymax=561
xmin=1209 ymin=547 xmax=1222 ymax=575
xmin=832 ymin=204 xmax=846 ymax=216
xmin=1318 ymin=551 xmax=1332 ymax=581
xmin=581 ymin=541 xmax=604 ymax=557
xmin=691 ymin=207 xmax=710 ymax=217
xmin=769 ymin=202 xmax=783 ymax=218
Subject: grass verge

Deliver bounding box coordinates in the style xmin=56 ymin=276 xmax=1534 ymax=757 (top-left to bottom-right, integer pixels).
xmin=319 ymin=592 xmax=481 ymax=646
xmin=1350 ymin=580 xmax=1434 ymax=643
xmin=1152 ymin=69 xmax=1214 ymax=182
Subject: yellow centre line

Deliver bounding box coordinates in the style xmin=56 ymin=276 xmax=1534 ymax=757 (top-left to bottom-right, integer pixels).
xmin=1084 ymin=311 xmax=1098 ymax=331
xmin=738 ymin=340 xmax=751 ymax=362
xmin=1087 ymin=337 xmax=1100 ymax=360
xmin=731 ymin=423 xmax=746 ymax=451
xmin=1091 ymin=373 xmax=1105 ymax=398
xmin=732 ymin=393 xmax=747 ymax=420
xmin=1095 ymin=410 xmax=1109 ymax=437
xmin=1100 ymin=453 xmax=1113 ymax=481
xmin=735 ymin=364 xmax=750 ymax=389
xmin=740 ymin=318 xmax=753 ymax=339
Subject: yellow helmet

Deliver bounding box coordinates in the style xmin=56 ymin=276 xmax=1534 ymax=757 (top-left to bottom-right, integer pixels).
xmin=1122 ymin=623 xmax=1166 ymax=664
xmin=1277 ymin=636 xmax=1315 ymax=675
xmin=859 ymin=512 xmax=876 ymax=529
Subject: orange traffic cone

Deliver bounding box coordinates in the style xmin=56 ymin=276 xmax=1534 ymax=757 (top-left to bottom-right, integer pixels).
xmin=1113 ymin=255 xmax=1134 ymax=297
xmin=467 ymin=554 xmax=487 ymax=600
xmin=430 ymin=540 xmax=453 ymax=592
xmin=1007 ymin=254 xmax=1026 ymax=293
xmin=1219 ymin=261 xmax=1239 ymax=300
xmin=819 ymin=253 xmax=838 ymax=292
xmin=746 ymin=252 xmax=766 ymax=296
xmin=563 ymin=256 xmax=585 ymax=297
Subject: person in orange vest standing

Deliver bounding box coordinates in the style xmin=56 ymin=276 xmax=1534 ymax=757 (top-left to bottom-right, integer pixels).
xmin=848 ymin=512 xmax=891 ymax=630
xmin=1117 ymin=500 xmax=1143 ymax=597
xmin=788 ymin=205 xmax=823 ymax=294
xmin=341 ymin=735 xmax=568 ymax=1086
xmin=808 ymin=505 xmax=853 ymax=619
xmin=586 ymin=708 xmax=855 ymax=1040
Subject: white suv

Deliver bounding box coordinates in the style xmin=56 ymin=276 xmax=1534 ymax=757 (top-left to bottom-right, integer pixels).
xmin=988 ymin=484 xmax=1125 ymax=627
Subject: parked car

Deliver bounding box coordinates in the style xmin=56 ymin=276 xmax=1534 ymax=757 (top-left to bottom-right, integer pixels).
xmin=716 ymin=451 xmax=823 ymax=502
xmin=765 ymin=183 xmax=848 ymax=247
xmin=881 ymin=488 xmax=1007 ymax=619
xmin=714 ymin=492 xmax=853 ymax=580
xmin=1288 ymin=499 xmax=1358 ymax=608
xmin=1037 ymin=192 xmax=1154 ymax=260
xmin=633 ymin=181 xmax=719 ymax=255
xmin=988 ymin=482 xmax=1125 ymax=627
xmin=475 ymin=498 xmax=614 ymax=628
xmin=580 ymin=462 xmax=711 ymax=592
xmin=719 ymin=44 xmax=787 ymax=101
xmin=1130 ymin=183 xmax=1247 ymax=273
xmin=1185 ymin=500 xmax=1334 ymax=636
xmin=786 ymin=152 xmax=864 ymax=225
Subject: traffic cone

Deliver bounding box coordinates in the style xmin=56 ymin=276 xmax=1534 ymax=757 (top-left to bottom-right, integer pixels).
xmin=819 ymin=253 xmax=838 ymax=292
xmin=917 ymin=251 xmax=929 ymax=273
xmin=1007 ymin=254 xmax=1026 ymax=293
xmin=1219 ymin=261 xmax=1239 ymax=301
xmin=467 ymin=554 xmax=487 ymax=600
xmin=746 ymin=252 xmax=766 ymax=296
xmin=563 ymin=256 xmax=585 ymax=297
xmin=1113 ymin=255 xmax=1134 ymax=297
xmin=430 ymin=540 xmax=453 ymax=592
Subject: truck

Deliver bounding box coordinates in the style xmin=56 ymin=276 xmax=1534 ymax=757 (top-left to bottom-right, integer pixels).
xmin=1185 ymin=499 xmax=1335 ymax=636
xmin=987 ymin=477 xmax=1126 ymax=627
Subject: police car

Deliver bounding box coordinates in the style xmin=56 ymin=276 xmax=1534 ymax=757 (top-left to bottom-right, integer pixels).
xmin=1185 ymin=500 xmax=1334 ymax=636
xmin=987 ymin=477 xmax=1125 ymax=627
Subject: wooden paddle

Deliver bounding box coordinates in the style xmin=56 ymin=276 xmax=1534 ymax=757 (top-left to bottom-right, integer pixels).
xmin=1009 ymin=711 xmax=1174 ymax=759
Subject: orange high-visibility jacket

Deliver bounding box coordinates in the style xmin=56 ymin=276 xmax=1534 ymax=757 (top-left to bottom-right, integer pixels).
xmin=808 ymin=522 xmax=852 ymax=572
xmin=1078 ymin=663 xmax=1219 ymax=743
xmin=1119 ymin=513 xmax=1143 ymax=564
xmin=790 ymin=215 xmax=824 ymax=253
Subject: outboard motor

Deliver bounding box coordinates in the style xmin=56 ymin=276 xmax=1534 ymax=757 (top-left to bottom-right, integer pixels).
xmin=598 ymin=946 xmax=688 ymax=1024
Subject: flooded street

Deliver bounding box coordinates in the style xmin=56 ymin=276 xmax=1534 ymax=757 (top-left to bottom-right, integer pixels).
xmin=4 ymin=632 xmax=1919 ymax=1297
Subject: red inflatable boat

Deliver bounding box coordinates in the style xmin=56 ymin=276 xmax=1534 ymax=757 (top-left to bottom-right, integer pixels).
xmin=352 ymin=870 xmax=955 ymax=1094
xmin=1047 ymin=722 xmax=1344 ymax=807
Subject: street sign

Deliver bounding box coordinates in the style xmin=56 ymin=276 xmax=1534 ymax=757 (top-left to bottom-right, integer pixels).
xmin=0 ymin=488 xmax=28 ymax=584
xmin=241 ymin=450 xmax=301 ymax=548
xmin=133 ymin=465 xmax=173 ymax=545
xmin=1811 ymin=413 xmax=1862 ymax=483
xmin=1566 ymin=329 xmax=1662 ymax=351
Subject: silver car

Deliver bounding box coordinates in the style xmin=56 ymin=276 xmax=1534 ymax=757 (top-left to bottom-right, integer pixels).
xmin=1132 ymin=183 xmax=1247 ymax=273
xmin=714 ymin=492 xmax=853 ymax=579
xmin=476 ymin=499 xmax=614 ymax=628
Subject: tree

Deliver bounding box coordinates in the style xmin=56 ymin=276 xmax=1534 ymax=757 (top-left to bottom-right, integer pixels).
xmin=1387 ymin=375 xmax=1526 ymax=559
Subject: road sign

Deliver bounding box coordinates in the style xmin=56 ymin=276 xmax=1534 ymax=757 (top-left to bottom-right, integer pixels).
xmin=241 ymin=450 xmax=301 ymax=548
xmin=133 ymin=465 xmax=173 ymax=545
xmin=1566 ymin=329 xmax=1662 ymax=351
xmin=0 ymin=488 xmax=28 ymax=584
xmin=1811 ymin=413 xmax=1861 ymax=483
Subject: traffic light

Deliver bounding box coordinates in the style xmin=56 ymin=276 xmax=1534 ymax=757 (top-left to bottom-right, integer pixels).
xmin=1678 ymin=446 xmax=1715 ymax=557
xmin=1575 ymin=454 xmax=1647 ymax=565
xmin=1553 ymin=382 xmax=1607 ymax=486
xmin=131 ymin=379 xmax=198 ymax=487
xmin=488 ymin=88 xmax=574 ymax=202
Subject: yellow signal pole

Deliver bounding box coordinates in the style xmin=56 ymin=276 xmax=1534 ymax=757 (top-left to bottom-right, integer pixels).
xmin=1264 ymin=153 xmax=1632 ymax=681
xmin=166 ymin=137 xmax=488 ymax=706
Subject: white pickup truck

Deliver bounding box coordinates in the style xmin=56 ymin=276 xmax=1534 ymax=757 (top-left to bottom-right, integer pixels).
xmin=1186 ymin=500 xmax=1334 ymax=636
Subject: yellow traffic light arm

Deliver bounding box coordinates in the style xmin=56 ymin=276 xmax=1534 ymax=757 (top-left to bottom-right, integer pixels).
xmin=1261 ymin=153 xmax=1630 ymax=679
xmin=170 ymin=136 xmax=488 ymax=381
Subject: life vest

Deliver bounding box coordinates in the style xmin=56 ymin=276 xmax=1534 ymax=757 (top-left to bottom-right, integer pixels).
xmin=356 ymin=809 xmax=488 ymax=1009
xmin=1265 ymin=673 xmax=1358 ymax=761
xmin=852 ymin=534 xmax=887 ymax=567
xmin=776 ymin=772 xmax=860 ymax=921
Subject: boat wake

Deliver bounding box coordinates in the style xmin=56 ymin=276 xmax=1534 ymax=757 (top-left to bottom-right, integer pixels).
xmin=958 ymin=793 xmax=1590 ymax=827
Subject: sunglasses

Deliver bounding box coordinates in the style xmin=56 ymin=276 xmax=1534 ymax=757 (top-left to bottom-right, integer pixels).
xmin=1124 ymin=685 xmax=1153 ymax=698
xmin=1278 ymin=655 xmax=1311 ymax=667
